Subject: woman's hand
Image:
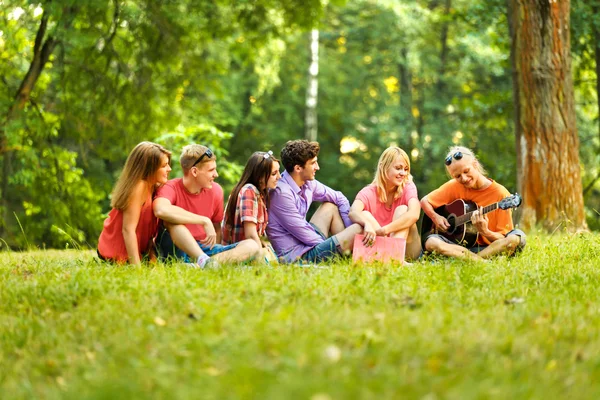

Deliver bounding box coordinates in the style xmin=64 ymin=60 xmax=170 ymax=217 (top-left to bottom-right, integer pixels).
xmin=363 ymin=223 xmax=377 ymax=246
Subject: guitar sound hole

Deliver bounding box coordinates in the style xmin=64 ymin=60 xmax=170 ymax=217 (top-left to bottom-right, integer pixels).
xmin=447 ymin=217 xmax=456 ymax=234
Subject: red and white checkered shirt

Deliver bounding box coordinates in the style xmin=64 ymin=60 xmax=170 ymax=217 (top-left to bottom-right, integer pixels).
xmin=222 ymin=184 xmax=268 ymax=245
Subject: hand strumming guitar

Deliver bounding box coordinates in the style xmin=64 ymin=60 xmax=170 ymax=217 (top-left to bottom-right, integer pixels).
xmin=432 ymin=213 xmax=451 ymax=232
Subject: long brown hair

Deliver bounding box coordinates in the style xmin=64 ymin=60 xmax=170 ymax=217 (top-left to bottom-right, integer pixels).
xmin=111 ymin=142 xmax=171 ymax=210
xmin=224 ymin=151 xmax=279 ymax=228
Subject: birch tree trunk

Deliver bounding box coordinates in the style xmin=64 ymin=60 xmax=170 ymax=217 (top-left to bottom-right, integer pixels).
xmin=305 ymin=29 xmax=319 ymax=142
xmin=508 ymin=0 xmax=587 ymax=231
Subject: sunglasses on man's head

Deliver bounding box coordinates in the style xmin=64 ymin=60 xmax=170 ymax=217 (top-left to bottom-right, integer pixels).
xmin=445 ymin=151 xmax=463 ymax=166
xmin=192 ymin=148 xmax=213 ymax=167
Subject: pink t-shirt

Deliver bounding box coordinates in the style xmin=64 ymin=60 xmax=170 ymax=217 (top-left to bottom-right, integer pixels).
xmin=355 ymin=182 xmax=418 ymax=226
xmin=155 ymin=178 xmax=224 ymax=241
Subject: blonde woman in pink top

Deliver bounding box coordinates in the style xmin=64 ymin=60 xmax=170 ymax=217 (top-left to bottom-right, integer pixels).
xmin=349 ymin=146 xmax=422 ymax=260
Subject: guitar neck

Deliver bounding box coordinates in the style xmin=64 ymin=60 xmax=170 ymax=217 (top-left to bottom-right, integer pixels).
xmin=455 ymin=202 xmax=498 ymax=227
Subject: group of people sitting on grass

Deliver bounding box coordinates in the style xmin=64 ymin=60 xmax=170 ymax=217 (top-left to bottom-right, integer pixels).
xmin=97 ymin=139 xmax=526 ymax=267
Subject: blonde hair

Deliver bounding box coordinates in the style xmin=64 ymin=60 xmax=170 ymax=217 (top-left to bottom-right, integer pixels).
xmin=111 ymin=142 xmax=171 ymax=210
xmin=372 ymin=147 xmax=413 ymax=204
xmin=180 ymin=144 xmax=216 ymax=173
xmin=445 ymin=146 xmax=487 ymax=175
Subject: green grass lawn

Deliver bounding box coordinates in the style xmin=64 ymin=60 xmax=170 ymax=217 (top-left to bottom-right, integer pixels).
xmin=2 ymin=233 xmax=600 ymax=399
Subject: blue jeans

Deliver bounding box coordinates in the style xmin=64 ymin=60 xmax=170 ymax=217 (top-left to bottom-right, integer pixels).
xmin=299 ymin=223 xmax=342 ymax=263
xmin=157 ymin=228 xmax=238 ymax=262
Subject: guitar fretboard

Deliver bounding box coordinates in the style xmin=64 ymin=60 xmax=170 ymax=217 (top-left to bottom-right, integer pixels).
xmin=455 ymin=203 xmax=498 ymax=227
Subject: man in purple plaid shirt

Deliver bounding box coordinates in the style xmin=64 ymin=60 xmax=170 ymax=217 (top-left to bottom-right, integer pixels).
xmin=267 ymin=140 xmax=362 ymax=263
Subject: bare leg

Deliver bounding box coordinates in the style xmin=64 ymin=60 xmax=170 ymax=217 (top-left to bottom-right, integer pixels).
xmin=165 ymin=223 xmax=205 ymax=259
xmin=424 ymin=236 xmax=484 ymax=260
xmin=212 ymin=239 xmax=260 ymax=264
xmin=388 ymin=205 xmax=422 ymax=260
xmin=333 ymin=224 xmax=363 ymax=255
xmin=310 ymin=202 xmax=345 ymax=237
xmin=477 ymin=235 xmax=521 ymax=258
xmin=166 ymin=223 xmax=259 ymax=264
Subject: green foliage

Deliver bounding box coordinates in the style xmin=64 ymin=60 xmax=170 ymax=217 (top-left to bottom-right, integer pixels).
xmin=1 ymin=0 xmax=598 ymax=251
xmin=0 ymin=0 xmax=327 ymax=249
xmin=155 ymin=123 xmax=243 ymax=194
xmin=1 ymin=233 xmax=600 ymax=397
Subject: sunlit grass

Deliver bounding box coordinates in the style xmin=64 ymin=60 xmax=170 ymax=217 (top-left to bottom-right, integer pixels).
xmin=1 ymin=233 xmax=600 ymax=399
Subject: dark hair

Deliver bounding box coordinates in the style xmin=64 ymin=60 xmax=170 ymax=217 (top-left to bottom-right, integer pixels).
xmin=224 ymin=151 xmax=280 ymax=230
xmin=280 ymin=140 xmax=320 ymax=173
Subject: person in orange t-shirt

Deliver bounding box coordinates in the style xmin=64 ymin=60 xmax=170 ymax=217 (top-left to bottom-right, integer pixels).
xmin=420 ymin=146 xmax=526 ymax=260
xmin=97 ymin=142 xmax=172 ymax=264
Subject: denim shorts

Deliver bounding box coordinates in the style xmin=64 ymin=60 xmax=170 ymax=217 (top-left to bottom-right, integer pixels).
xmin=299 ymin=223 xmax=342 ymax=263
xmin=426 ymin=228 xmax=526 ymax=253
xmin=157 ymin=228 xmax=238 ymax=262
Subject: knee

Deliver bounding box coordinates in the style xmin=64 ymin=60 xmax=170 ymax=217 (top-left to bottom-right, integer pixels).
xmin=424 ymin=237 xmax=441 ymax=252
xmin=505 ymin=234 xmax=525 ymax=252
xmin=321 ymin=202 xmax=339 ymax=213
xmin=393 ymin=205 xmax=408 ymax=219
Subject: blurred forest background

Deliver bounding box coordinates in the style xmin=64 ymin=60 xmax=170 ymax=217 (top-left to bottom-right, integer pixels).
xmin=0 ymin=0 xmax=598 ymax=249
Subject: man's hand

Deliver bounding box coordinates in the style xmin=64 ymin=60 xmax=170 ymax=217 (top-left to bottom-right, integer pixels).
xmin=200 ymin=223 xmax=217 ymax=249
xmin=471 ymin=206 xmax=490 ymax=235
xmin=433 ymin=214 xmax=451 ymax=232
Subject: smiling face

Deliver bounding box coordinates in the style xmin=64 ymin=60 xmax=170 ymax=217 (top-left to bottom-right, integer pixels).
xmin=194 ymin=160 xmax=219 ymax=189
xmin=298 ymin=157 xmax=319 ymax=181
xmin=385 ymin=156 xmax=409 ymax=189
xmin=265 ymin=161 xmax=281 ymax=190
xmin=153 ymin=154 xmax=172 ymax=185
xmin=446 ymin=156 xmax=482 ymax=189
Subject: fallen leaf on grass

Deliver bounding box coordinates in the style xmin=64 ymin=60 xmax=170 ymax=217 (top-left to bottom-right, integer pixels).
xmin=504 ymin=297 xmax=525 ymax=305
xmin=154 ymin=316 xmax=166 ymax=326
xmin=204 ymin=366 xmax=223 ymax=376
xmin=323 ymin=345 xmax=342 ymax=363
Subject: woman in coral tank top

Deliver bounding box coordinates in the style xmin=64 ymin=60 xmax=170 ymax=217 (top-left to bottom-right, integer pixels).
xmin=98 ymin=142 xmax=171 ymax=264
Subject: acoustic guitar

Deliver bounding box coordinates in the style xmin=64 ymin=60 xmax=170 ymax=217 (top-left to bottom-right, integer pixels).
xmin=421 ymin=193 xmax=522 ymax=247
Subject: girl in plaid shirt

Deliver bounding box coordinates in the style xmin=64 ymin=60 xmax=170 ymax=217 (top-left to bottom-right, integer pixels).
xmin=222 ymin=151 xmax=281 ymax=262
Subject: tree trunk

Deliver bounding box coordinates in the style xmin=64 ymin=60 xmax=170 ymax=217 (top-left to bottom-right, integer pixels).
xmin=437 ymin=0 xmax=451 ymax=95
xmin=398 ymin=47 xmax=414 ymax=150
xmin=305 ymin=29 xmax=319 ymax=142
xmin=508 ymin=0 xmax=587 ymax=231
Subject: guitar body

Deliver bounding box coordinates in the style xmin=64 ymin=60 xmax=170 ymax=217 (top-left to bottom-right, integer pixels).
xmin=421 ymin=199 xmax=480 ymax=247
